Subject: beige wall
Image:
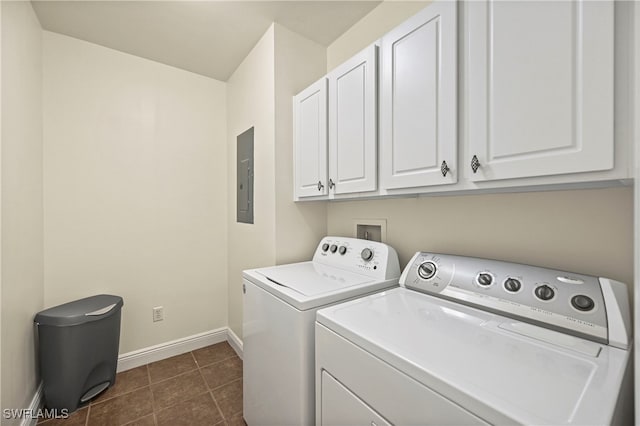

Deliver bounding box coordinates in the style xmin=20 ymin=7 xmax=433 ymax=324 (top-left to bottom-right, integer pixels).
xmin=326 ymin=3 xmax=634 ymax=287
xmin=327 ymin=1 xmax=429 ymax=71
xmin=226 ymin=25 xmax=329 ymax=338
xmin=226 ymin=26 xmax=277 ymax=338
xmin=274 ymin=24 xmax=327 ymax=265
xmin=1 ymin=1 xmax=43 ymax=419
xmin=634 ymin=1 xmax=640 ymax=415
xmin=1 ymin=0 xmax=3 ymax=410
xmin=329 ymin=188 xmax=634 ymax=284
xmin=43 ymin=32 xmax=228 ymax=353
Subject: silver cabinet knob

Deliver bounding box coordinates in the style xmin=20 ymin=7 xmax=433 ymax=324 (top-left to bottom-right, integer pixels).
xmin=441 ymin=161 xmax=450 ymax=177
xmin=317 ymin=180 xmax=324 ymax=191
xmin=471 ymin=155 xmax=481 ymax=173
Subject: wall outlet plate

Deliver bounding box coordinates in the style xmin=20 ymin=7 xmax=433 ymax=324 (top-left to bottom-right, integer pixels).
xmin=153 ymin=306 xmax=164 ymax=322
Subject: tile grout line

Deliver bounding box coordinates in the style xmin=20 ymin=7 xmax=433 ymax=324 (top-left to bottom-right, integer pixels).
xmin=194 ymin=346 xmax=243 ymax=422
xmin=146 ymin=363 xmax=158 ymax=414
xmin=196 ymin=355 xmax=239 ymax=370
xmin=195 ymin=359 xmax=229 ymax=421
xmin=209 ymin=389 xmax=227 ymax=422
xmin=87 ymin=343 xmax=238 ymax=425
xmin=90 ymin=364 xmax=151 ymax=407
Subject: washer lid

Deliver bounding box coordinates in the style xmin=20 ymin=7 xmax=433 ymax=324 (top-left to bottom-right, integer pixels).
xmin=243 ymin=261 xmax=396 ymax=311
xmin=316 ymin=287 xmax=630 ymax=425
xmin=257 ymin=262 xmax=375 ymax=296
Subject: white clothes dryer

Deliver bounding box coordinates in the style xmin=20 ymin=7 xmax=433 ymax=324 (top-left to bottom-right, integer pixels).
xmin=242 ymin=236 xmax=400 ymax=426
xmin=316 ymin=252 xmax=633 ymax=425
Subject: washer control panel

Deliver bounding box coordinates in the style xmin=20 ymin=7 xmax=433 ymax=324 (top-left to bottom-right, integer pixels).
xmin=399 ymin=252 xmax=626 ymax=346
xmin=313 ymin=237 xmax=401 ymax=280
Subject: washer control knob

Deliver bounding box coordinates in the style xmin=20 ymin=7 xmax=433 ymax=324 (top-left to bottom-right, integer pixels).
xmin=330 ymin=244 xmax=338 ymax=253
xmin=418 ymin=261 xmax=437 ymax=280
xmin=361 ymin=248 xmax=373 ymax=261
xmin=338 ymin=246 xmax=347 ymax=255
xmin=476 ymin=273 xmax=493 ymax=287
xmin=322 ymin=243 xmax=330 ymax=252
xmin=571 ymin=295 xmax=595 ymax=312
xmin=535 ymin=285 xmax=555 ymax=301
xmin=504 ymin=278 xmax=522 ymax=293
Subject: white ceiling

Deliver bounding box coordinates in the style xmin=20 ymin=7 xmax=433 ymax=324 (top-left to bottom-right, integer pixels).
xmin=31 ymin=1 xmax=381 ymax=81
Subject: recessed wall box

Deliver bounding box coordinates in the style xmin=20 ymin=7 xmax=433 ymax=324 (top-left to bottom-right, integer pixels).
xmin=354 ymin=219 xmax=387 ymax=242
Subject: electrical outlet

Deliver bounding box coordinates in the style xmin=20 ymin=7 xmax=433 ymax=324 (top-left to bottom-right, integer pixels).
xmin=153 ymin=306 xmax=164 ymax=322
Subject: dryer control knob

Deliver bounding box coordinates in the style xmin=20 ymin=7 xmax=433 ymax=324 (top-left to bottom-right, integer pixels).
xmin=476 ymin=273 xmax=493 ymax=287
xmin=535 ymin=285 xmax=555 ymax=301
xmin=330 ymin=244 xmax=338 ymax=253
xmin=361 ymin=248 xmax=373 ymax=261
xmin=418 ymin=261 xmax=437 ymax=280
xmin=338 ymin=246 xmax=347 ymax=255
xmin=504 ymin=278 xmax=522 ymax=293
xmin=321 ymin=243 xmax=330 ymax=252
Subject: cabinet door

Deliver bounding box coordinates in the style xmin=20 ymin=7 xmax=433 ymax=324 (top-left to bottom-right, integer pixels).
xmin=328 ymin=45 xmax=378 ymax=195
xmin=380 ymin=1 xmax=457 ymax=190
xmin=467 ymin=0 xmax=614 ymax=182
xmin=293 ymin=78 xmax=328 ymax=198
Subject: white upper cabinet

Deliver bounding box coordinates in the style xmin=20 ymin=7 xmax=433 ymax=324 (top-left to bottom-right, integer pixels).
xmin=293 ymin=78 xmax=328 ymax=199
xmin=467 ymin=0 xmax=614 ymax=182
xmin=328 ymin=45 xmax=378 ymax=195
xmin=380 ymin=1 xmax=458 ymax=190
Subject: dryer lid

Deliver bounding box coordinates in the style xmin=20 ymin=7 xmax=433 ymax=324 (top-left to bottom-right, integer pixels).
xmin=256 ymin=262 xmax=375 ymax=296
xmin=316 ymin=287 xmax=630 ymax=425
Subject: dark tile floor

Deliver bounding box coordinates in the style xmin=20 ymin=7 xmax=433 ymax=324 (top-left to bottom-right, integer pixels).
xmin=39 ymin=342 xmax=245 ymax=426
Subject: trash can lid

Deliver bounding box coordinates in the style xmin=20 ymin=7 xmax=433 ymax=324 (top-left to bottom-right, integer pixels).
xmin=35 ymin=294 xmax=124 ymax=326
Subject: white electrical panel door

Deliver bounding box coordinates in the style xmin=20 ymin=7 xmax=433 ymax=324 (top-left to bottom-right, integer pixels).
xmin=380 ymin=0 xmax=457 ymax=190
xmin=294 ymin=78 xmax=328 ymax=199
xmin=467 ymin=0 xmax=614 ymax=182
xmin=328 ymin=45 xmax=378 ymax=195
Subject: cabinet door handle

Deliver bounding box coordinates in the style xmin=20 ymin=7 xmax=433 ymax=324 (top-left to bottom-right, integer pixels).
xmin=328 ymin=178 xmax=335 ymax=189
xmin=317 ymin=180 xmax=324 ymax=191
xmin=471 ymin=155 xmax=481 ymax=173
xmin=440 ymin=161 xmax=450 ymax=177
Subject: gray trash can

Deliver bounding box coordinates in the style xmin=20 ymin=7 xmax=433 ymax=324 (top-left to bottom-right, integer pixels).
xmin=34 ymin=294 xmax=124 ymax=411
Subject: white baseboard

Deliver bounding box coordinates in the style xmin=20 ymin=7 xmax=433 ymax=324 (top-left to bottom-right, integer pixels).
xmin=117 ymin=327 xmax=228 ymax=372
xmin=226 ymin=327 xmax=244 ymax=359
xmin=19 ymin=382 xmax=43 ymax=426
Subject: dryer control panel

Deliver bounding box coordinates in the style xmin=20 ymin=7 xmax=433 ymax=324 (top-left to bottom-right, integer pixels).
xmin=313 ymin=237 xmax=401 ymax=281
xmin=400 ymin=252 xmax=631 ymax=349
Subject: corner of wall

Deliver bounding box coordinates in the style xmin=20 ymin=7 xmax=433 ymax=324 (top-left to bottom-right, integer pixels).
xmin=1 ymin=0 xmax=45 ymax=419
xmin=632 ymin=0 xmax=640 ymax=418
xmin=226 ymin=24 xmax=277 ymax=340
xmin=0 ymin=0 xmax=4 ymax=411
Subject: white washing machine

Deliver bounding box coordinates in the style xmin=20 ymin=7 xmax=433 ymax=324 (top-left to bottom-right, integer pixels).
xmin=242 ymin=236 xmax=400 ymax=426
xmin=316 ymin=252 xmax=633 ymax=425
